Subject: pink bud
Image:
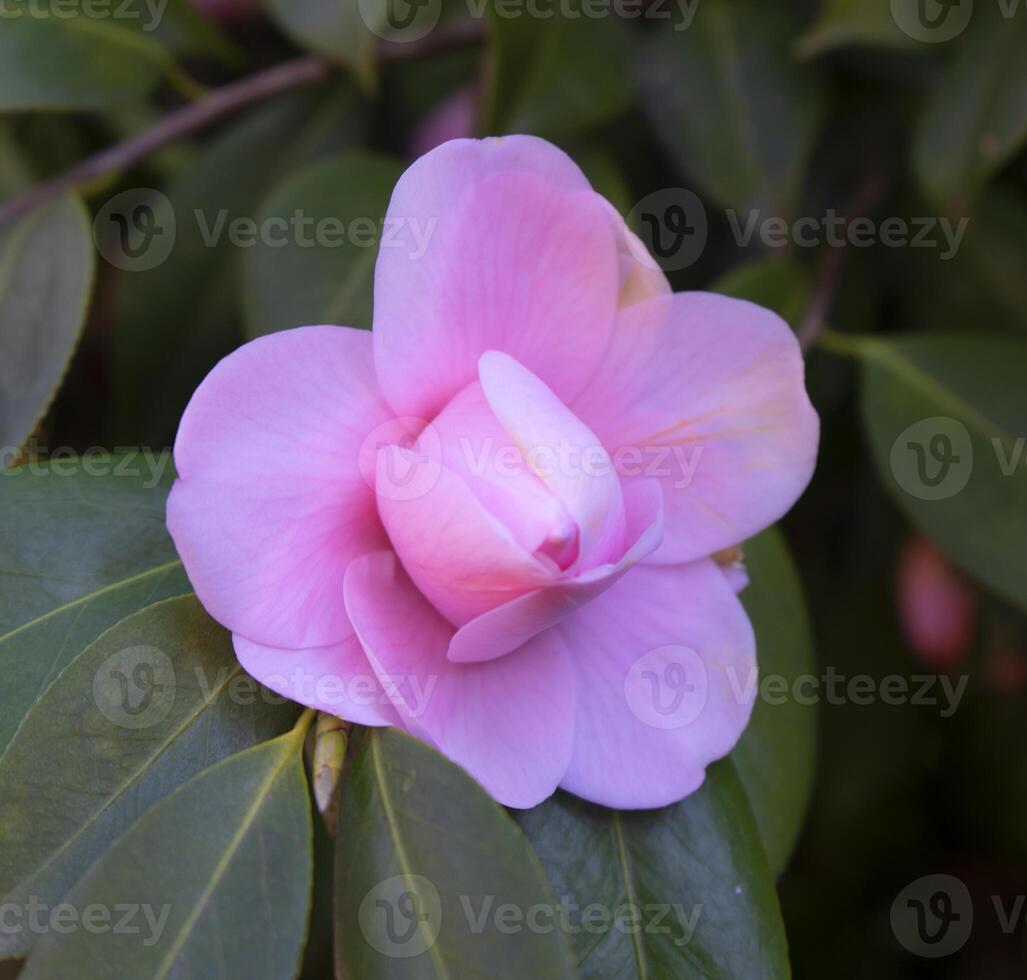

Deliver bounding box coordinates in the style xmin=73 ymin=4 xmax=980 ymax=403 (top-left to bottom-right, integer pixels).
xmin=896 ymin=536 xmax=977 ymax=670
xmin=409 ymin=87 xmax=477 ymax=160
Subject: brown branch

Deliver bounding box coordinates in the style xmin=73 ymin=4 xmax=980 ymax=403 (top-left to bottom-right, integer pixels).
xmin=0 ymin=20 xmax=485 ymax=228
xmin=797 ymin=170 xmax=891 ymax=353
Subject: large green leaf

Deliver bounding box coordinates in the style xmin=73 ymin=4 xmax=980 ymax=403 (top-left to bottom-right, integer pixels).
xmin=732 ymin=527 xmax=817 ymax=876
xmin=0 ymin=194 xmax=94 ymax=453
xmin=849 ymin=332 xmax=1027 ymax=610
xmin=912 ymin=5 xmax=1027 ymax=212
xmin=639 ymin=0 xmax=825 ymax=219
xmin=794 ymin=0 xmax=918 ymax=57
xmin=113 ymin=84 xmax=363 ymax=445
xmin=20 ymin=716 xmax=314 ymax=979
xmin=0 ymin=456 xmax=190 ymax=754
xmin=334 ymin=728 xmax=579 ymax=979
xmin=517 ymin=763 xmax=789 ymax=979
xmin=0 ymin=595 xmax=299 ymax=958
xmin=261 ymin=0 xmax=380 ymax=88
xmin=484 ymin=0 xmax=633 ymax=140
xmin=242 ymin=152 xmax=404 ymax=338
xmin=895 ymin=184 xmax=1027 ymax=335
xmin=0 ymin=14 xmax=168 ymax=110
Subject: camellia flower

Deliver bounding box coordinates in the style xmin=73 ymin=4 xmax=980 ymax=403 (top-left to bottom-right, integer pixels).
xmin=168 ymin=136 xmax=818 ymax=809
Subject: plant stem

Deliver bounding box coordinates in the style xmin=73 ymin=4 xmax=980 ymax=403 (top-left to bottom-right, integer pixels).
xmin=796 ymin=170 xmax=891 ymax=353
xmin=0 ymin=19 xmax=485 ymax=228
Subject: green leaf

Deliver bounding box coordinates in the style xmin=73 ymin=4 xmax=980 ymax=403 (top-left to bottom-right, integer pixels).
xmin=912 ymin=5 xmax=1027 ymax=211
xmin=851 ymin=332 xmax=1027 ymax=611
xmin=242 ymin=151 xmax=404 ymax=338
xmin=0 ymin=456 xmax=188 ymax=754
xmin=484 ymin=0 xmax=634 ymax=140
xmin=20 ymin=716 xmax=314 ymax=979
xmin=895 ymin=184 xmax=1027 ymax=335
xmin=0 ymin=14 xmax=168 ymax=110
xmin=113 ymin=84 xmax=364 ymax=445
xmin=711 ymin=256 xmax=812 ymax=329
xmin=334 ymin=728 xmax=579 ymax=979
xmin=261 ymin=0 xmax=379 ymax=88
xmin=517 ymin=763 xmax=789 ymax=979
xmin=794 ymin=0 xmax=918 ymax=57
xmin=640 ymin=0 xmax=825 ymax=219
xmin=0 ymin=595 xmax=299 ymax=958
xmin=732 ymin=527 xmax=817 ymax=876
xmin=0 ymin=194 xmax=94 ymax=453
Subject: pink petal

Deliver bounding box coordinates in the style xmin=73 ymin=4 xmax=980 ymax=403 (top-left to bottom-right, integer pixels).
xmin=428 ymin=380 xmax=574 ymax=557
xmin=344 ymin=551 xmax=576 ymax=808
xmin=375 ymin=446 xmax=553 ymax=626
xmin=479 ymin=350 xmax=626 ymax=569
xmin=598 ymin=198 xmax=671 ymax=309
xmin=552 ymin=560 xmax=757 ymax=809
xmin=233 ymin=634 xmax=400 ymax=727
xmin=168 ymin=326 xmax=394 ymax=647
xmin=448 ymin=479 xmax=663 ymax=664
xmin=571 ymin=292 xmax=819 ymax=564
xmin=373 ymin=141 xmax=619 ymax=420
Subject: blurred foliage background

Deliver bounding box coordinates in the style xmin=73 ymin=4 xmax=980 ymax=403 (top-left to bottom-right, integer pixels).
xmin=1 ymin=0 xmax=1026 ymax=976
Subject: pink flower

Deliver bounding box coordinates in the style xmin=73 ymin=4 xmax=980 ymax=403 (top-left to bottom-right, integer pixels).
xmin=167 ymin=137 xmax=819 ymax=809
xmin=897 ymin=536 xmax=977 ymax=671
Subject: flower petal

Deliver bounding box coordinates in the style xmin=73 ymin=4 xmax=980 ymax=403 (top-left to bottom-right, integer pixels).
xmin=571 ymin=292 xmax=819 ymax=563
xmin=553 ymin=560 xmax=757 ymax=810
xmin=344 ymin=551 xmax=576 ymax=808
xmin=167 ymin=326 xmax=394 ymax=647
xmin=479 ymin=350 xmax=626 ymax=569
xmin=376 ymin=446 xmax=553 ymax=626
xmin=448 ymin=479 xmax=663 ymax=664
xmin=233 ymin=634 xmax=400 ymax=727
xmin=373 ymin=140 xmax=619 ymax=419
